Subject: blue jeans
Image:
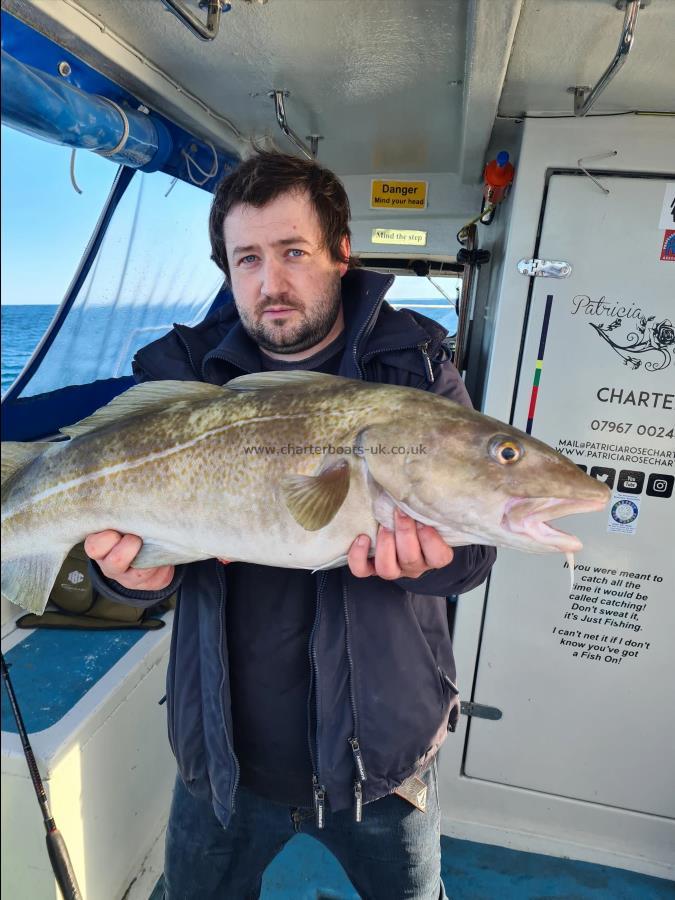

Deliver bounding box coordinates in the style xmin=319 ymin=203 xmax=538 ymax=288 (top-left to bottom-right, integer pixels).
xmin=163 ymin=762 xmax=447 ymax=899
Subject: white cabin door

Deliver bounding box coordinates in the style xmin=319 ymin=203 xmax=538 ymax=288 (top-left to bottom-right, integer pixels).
xmin=464 ymin=173 xmax=675 ymax=817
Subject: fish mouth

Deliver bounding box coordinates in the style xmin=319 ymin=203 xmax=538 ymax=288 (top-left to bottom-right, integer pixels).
xmin=501 ymin=496 xmax=609 ymax=552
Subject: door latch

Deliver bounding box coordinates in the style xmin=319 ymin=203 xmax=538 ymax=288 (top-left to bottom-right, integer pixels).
xmin=460 ymin=701 xmax=502 ymax=720
xmin=517 ymin=258 xmax=572 ymax=278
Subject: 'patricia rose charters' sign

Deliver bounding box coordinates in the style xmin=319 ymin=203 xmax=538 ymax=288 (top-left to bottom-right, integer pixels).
xmin=571 ymin=295 xmax=674 ymax=373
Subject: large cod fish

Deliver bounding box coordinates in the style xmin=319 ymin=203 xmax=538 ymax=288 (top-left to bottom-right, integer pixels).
xmin=2 ymin=371 xmax=610 ymax=614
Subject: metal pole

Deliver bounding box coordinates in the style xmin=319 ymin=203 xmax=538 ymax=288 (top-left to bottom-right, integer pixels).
xmin=454 ymin=224 xmax=477 ymax=374
xmin=574 ymin=0 xmax=641 ymax=116
xmin=161 ymin=0 xmax=228 ymax=41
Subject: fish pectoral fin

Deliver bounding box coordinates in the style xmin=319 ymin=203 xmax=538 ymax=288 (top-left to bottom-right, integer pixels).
xmin=226 ymin=371 xmax=344 ymax=391
xmin=1 ymin=441 xmax=52 ymax=487
xmin=130 ymin=540 xmax=210 ymax=569
xmin=60 ymin=381 xmax=226 ymax=438
xmin=1 ymin=551 xmax=69 ymax=615
xmin=282 ymin=461 xmax=351 ymax=532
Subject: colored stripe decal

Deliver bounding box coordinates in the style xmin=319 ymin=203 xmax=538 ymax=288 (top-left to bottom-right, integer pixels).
xmin=527 ymin=386 xmax=539 ymax=421
xmin=526 ymin=294 xmax=553 ymax=434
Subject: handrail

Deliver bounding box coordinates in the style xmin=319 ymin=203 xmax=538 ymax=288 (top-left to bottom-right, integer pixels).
xmin=269 ymin=90 xmax=315 ymax=160
xmin=573 ymin=0 xmax=641 ymax=116
xmin=161 ymin=0 xmax=229 ymax=42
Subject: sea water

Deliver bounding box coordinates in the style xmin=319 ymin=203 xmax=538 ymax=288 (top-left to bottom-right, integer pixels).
xmin=1 ymin=294 xmax=458 ymax=399
xmin=1 ymin=301 xmax=210 ymax=398
xmin=1 ymin=304 xmax=58 ymax=396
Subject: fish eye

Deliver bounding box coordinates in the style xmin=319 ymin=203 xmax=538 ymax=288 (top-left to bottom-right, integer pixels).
xmin=489 ymin=436 xmax=524 ymax=465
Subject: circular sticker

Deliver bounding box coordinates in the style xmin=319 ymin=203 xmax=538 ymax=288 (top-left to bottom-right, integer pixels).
xmin=611 ymin=499 xmax=639 ymax=525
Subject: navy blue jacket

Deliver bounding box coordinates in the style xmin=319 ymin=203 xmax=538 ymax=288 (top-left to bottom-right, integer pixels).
xmin=93 ymin=269 xmax=496 ymax=826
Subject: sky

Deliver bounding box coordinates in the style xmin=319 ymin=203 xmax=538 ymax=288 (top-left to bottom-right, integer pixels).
xmin=1 ymin=125 xmax=117 ymax=305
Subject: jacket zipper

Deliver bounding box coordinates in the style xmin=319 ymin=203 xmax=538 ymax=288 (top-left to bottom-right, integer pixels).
xmin=309 ymin=573 xmax=327 ymax=827
xmin=354 ymin=780 xmax=363 ymax=823
xmin=360 ymin=340 xmax=436 ymax=384
xmin=173 ymin=327 xmax=200 ymax=379
xmin=349 ymin=737 xmax=367 ymax=782
xmin=351 ymin=283 xmax=394 ymax=378
xmin=312 ymin=775 xmax=326 ymax=829
xmin=420 ymin=340 xmax=435 ymax=382
xmin=215 ymin=565 xmax=240 ymax=816
xmin=342 ymin=577 xmax=368 ymax=821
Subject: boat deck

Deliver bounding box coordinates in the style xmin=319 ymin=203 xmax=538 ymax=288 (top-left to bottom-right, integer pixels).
xmin=3 ymin=625 xmax=673 ymax=900
xmin=147 ymin=833 xmax=674 ymax=899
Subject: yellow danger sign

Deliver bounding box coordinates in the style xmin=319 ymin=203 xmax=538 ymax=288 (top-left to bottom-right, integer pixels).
xmin=370 ymin=180 xmax=428 ymax=210
xmin=371 ymin=228 xmax=427 ymax=246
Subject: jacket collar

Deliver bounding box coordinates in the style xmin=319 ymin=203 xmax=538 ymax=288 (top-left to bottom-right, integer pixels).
xmin=199 ymin=269 xmax=397 ymax=382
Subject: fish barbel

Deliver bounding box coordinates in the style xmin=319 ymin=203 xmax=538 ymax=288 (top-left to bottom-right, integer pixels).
xmin=1 ymin=371 xmax=610 ymax=614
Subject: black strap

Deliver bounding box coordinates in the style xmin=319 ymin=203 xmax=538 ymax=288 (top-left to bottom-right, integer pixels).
xmin=16 ymin=612 xmax=165 ymax=631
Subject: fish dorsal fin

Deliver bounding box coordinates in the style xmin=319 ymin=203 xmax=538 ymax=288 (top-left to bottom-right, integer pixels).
xmin=1 ymin=442 xmax=52 ymax=486
xmin=60 ymin=381 xmax=226 ymax=438
xmin=281 ymin=461 xmax=351 ymax=531
xmin=226 ymin=371 xmax=343 ymax=392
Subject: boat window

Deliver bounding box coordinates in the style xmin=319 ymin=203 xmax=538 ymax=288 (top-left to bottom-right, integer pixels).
xmin=16 ymin=167 xmax=223 ymax=398
xmin=386 ymin=274 xmax=460 ymax=341
xmin=1 ymin=125 xmax=116 ymax=395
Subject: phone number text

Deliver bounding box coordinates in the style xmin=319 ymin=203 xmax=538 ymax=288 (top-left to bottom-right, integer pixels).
xmin=590 ymin=420 xmax=674 ymax=439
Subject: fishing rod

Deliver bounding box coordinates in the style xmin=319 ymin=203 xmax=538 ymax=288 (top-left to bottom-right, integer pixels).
xmin=1 ymin=653 xmax=83 ymax=900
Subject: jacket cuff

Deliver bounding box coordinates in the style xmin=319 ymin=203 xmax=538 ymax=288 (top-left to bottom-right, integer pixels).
xmin=88 ymin=560 xmax=185 ymax=609
xmin=394 ymin=545 xmax=497 ymax=596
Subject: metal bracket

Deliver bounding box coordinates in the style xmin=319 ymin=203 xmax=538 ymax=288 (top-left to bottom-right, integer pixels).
xmin=460 ymin=701 xmax=502 ymax=721
xmin=268 ymin=90 xmax=315 ymax=160
xmin=518 ymin=258 xmax=572 ymax=279
xmin=577 ymin=150 xmax=619 ymax=194
xmin=306 ymin=135 xmax=323 ymax=158
xmin=572 ymin=0 xmax=641 ymax=116
xmin=161 ymin=0 xmax=229 ymax=42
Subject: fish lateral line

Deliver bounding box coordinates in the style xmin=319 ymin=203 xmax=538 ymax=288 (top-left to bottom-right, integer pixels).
xmin=6 ymin=411 xmax=313 ymax=516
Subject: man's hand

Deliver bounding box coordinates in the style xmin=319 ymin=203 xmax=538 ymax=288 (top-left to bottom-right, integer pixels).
xmin=84 ymin=530 xmax=175 ymax=591
xmin=347 ymin=509 xmax=454 ymax=580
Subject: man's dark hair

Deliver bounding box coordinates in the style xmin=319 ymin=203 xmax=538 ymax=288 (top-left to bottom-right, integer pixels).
xmin=209 ymin=149 xmax=355 ymax=279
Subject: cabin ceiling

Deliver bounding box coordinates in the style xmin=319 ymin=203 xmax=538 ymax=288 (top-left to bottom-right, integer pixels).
xmin=499 ymin=0 xmax=675 ymax=119
xmin=4 ymin=0 xmax=674 ymax=182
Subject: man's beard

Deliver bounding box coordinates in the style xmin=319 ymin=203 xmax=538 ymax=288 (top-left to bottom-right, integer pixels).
xmin=236 ymin=273 xmax=342 ymax=355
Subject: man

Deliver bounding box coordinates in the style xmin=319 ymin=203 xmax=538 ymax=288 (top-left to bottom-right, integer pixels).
xmin=85 ymin=150 xmax=496 ymax=899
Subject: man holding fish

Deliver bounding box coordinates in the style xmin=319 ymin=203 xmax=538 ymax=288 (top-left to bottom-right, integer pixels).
xmin=3 ymin=151 xmax=608 ymax=898
xmin=88 ymin=150 xmax=492 ymax=899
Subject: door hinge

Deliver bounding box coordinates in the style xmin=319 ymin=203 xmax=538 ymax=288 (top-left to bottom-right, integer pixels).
xmin=517 ymin=258 xmax=572 ymax=278
xmin=460 ymin=701 xmax=502 ymax=720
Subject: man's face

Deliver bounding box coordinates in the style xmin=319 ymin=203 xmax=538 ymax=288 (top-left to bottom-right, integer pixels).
xmin=224 ymin=190 xmax=349 ymax=354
